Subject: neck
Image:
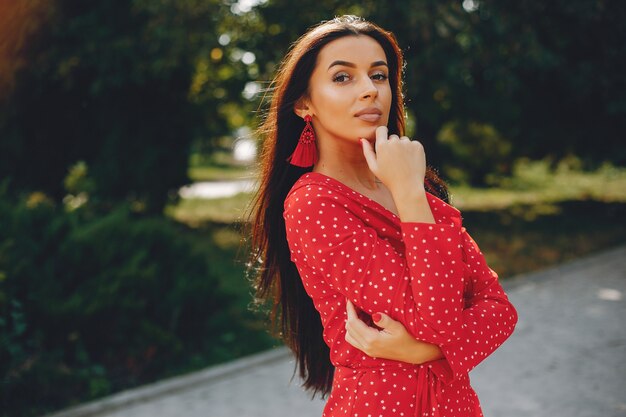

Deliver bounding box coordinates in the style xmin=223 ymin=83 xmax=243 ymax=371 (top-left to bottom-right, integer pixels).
xmin=312 ymin=134 xmax=380 ymax=190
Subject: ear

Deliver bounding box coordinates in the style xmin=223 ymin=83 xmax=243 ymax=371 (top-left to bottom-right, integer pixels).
xmin=294 ymin=96 xmax=312 ymax=119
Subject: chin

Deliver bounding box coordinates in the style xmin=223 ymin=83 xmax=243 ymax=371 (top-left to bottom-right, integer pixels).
xmin=358 ymin=126 xmax=379 ymax=140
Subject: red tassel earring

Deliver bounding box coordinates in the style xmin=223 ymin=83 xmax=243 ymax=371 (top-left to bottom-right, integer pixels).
xmin=287 ymin=115 xmax=318 ymax=167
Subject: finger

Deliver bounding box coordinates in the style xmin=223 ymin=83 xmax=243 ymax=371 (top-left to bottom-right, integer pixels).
xmin=360 ymin=139 xmax=378 ymax=173
xmin=346 ymin=300 xmax=370 ymax=333
xmin=345 ymin=299 xmax=357 ymax=321
xmin=344 ymin=330 xmax=363 ymax=350
xmin=345 ymin=310 xmax=374 ymax=337
xmin=388 ymin=134 xmax=400 ymax=141
xmin=375 ymin=125 xmax=388 ymax=148
xmin=348 ymin=320 xmax=382 ymax=349
xmin=346 ymin=320 xmax=376 ymax=352
xmin=345 ymin=300 xmax=382 ymax=340
xmin=372 ymin=312 xmax=400 ymax=334
xmin=345 ymin=304 xmax=377 ymax=342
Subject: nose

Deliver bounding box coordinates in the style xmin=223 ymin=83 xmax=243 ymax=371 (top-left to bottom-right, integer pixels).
xmin=359 ymin=76 xmax=378 ymax=100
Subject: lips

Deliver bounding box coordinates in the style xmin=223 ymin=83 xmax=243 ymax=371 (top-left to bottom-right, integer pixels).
xmin=355 ymin=107 xmax=382 ymax=122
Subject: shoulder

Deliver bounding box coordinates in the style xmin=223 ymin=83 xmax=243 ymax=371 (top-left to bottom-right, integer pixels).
xmin=286 ymin=173 xmax=345 ymax=208
xmin=284 ymin=173 xmax=356 ymax=222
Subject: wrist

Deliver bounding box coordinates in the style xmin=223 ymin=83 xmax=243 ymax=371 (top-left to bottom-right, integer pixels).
xmin=407 ymin=343 xmax=443 ymax=365
xmin=388 ymin=182 xmax=425 ymax=200
xmin=392 ymin=188 xmax=434 ymax=224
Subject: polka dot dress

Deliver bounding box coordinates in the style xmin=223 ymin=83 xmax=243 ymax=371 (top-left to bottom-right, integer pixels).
xmin=283 ymin=172 xmax=518 ymax=417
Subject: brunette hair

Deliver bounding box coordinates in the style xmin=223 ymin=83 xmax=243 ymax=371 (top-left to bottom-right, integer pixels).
xmin=248 ymin=15 xmax=448 ymax=398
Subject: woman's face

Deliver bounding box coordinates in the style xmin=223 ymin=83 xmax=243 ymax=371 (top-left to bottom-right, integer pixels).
xmin=301 ymin=35 xmax=392 ymax=144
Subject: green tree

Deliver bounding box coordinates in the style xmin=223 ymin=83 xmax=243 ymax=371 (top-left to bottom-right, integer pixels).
xmin=0 ymin=0 xmax=256 ymax=211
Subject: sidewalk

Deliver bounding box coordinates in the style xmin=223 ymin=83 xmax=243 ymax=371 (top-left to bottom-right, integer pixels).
xmin=47 ymin=246 xmax=626 ymax=417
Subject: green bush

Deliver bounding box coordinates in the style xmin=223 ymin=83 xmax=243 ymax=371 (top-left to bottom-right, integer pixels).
xmin=0 ymin=194 xmax=242 ymax=416
xmin=437 ymin=120 xmax=513 ymax=186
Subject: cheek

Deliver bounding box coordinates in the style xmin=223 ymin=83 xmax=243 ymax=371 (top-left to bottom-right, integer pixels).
xmin=381 ymin=87 xmax=393 ymax=121
xmin=314 ymin=84 xmax=350 ymax=114
xmin=381 ymin=86 xmax=392 ymax=108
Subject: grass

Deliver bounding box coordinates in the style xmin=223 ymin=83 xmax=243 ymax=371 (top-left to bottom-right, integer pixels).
xmin=460 ymin=200 xmax=626 ymax=279
xmin=188 ymin=165 xmax=254 ymax=182
xmin=187 ymin=150 xmax=255 ymax=182
xmin=450 ymin=159 xmax=626 ymax=210
xmin=165 ymin=192 xmax=254 ymax=226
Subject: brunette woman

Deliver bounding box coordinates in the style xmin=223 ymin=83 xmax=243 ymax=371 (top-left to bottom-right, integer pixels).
xmin=249 ymin=15 xmax=517 ymax=417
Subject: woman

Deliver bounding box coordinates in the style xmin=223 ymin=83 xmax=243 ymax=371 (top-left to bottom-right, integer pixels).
xmin=249 ymin=15 xmax=517 ymax=417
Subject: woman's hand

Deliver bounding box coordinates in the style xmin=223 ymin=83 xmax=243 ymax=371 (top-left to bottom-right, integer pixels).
xmin=361 ymin=126 xmax=426 ymax=197
xmin=361 ymin=126 xmax=435 ymax=224
xmin=344 ymin=300 xmax=444 ymax=364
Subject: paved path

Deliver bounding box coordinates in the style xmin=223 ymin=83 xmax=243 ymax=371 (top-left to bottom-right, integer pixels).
xmin=48 ymin=246 xmax=626 ymax=417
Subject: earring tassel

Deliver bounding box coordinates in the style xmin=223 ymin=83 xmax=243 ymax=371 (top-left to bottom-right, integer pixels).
xmin=287 ymin=115 xmax=318 ymax=167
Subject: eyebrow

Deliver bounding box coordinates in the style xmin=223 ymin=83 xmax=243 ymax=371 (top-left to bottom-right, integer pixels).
xmin=327 ymin=60 xmax=388 ymax=70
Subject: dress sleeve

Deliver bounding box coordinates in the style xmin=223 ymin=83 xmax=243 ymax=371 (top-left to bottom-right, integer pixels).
xmin=434 ymin=230 xmax=518 ymax=383
xmin=284 ymin=185 xmax=466 ymax=346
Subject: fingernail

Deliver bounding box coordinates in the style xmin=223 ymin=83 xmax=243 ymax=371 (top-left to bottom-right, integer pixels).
xmin=372 ymin=313 xmax=382 ymax=322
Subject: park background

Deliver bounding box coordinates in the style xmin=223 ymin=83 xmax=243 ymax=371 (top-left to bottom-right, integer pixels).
xmin=0 ymin=1 xmax=625 ymax=416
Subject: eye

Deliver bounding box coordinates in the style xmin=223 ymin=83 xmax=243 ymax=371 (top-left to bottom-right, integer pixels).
xmin=371 ymin=72 xmax=388 ymax=81
xmin=332 ymin=72 xmax=350 ymax=83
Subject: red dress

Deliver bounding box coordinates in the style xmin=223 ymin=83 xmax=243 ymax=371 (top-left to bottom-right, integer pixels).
xmin=283 ymin=172 xmax=518 ymax=417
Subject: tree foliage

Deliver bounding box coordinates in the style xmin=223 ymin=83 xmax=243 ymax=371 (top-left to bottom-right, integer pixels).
xmin=0 ymin=0 xmax=254 ymax=211
xmin=1 ymin=0 xmax=624 ymax=198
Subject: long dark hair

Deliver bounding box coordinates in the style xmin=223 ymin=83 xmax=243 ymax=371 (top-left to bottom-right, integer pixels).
xmin=248 ymin=15 xmax=449 ymax=398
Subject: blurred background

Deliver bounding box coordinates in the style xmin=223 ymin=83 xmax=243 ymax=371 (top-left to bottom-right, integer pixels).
xmin=1 ymin=1 xmax=625 ymax=416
